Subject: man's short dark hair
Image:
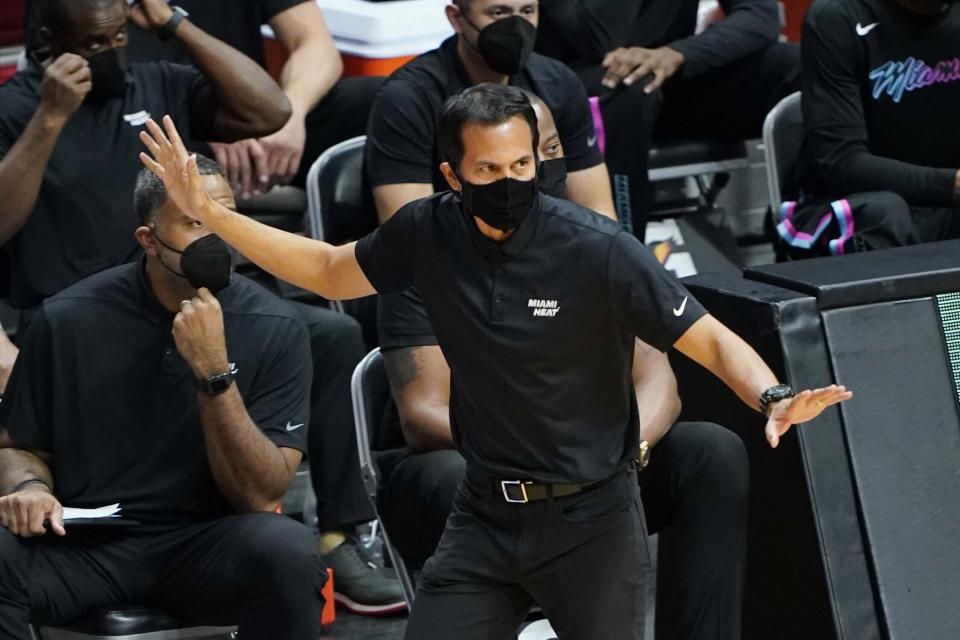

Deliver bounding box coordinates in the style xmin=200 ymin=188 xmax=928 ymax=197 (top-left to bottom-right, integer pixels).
xmin=453 ymin=0 xmax=473 ymax=13
xmin=438 ymin=84 xmax=540 ymax=173
xmin=38 ymin=0 xmax=122 ymax=33
xmin=134 ymin=154 xmax=226 ymax=225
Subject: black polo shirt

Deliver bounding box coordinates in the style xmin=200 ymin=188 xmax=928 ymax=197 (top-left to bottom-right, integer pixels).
xmin=356 ymin=192 xmax=706 ymax=483
xmin=0 ymin=260 xmax=311 ymax=528
xmin=0 ymin=60 xmax=214 ymax=308
xmin=365 ymin=36 xmax=603 ymax=192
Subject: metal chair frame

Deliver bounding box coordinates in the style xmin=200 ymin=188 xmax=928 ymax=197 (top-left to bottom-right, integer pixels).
xmin=350 ymin=348 xmax=417 ymax=608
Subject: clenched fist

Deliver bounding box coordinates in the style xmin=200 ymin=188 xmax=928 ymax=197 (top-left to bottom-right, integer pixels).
xmin=0 ymin=485 xmax=65 ymax=538
xmin=40 ymin=54 xmax=92 ymax=124
xmin=173 ymin=288 xmax=230 ymax=380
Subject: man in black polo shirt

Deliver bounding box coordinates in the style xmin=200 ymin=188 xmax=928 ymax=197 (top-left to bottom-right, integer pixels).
xmin=0 ymin=157 xmax=321 ymax=639
xmin=777 ymin=0 xmax=960 ymax=256
xmin=365 ymin=0 xmax=617 ymax=226
xmin=4 ymin=1 xmax=398 ymax=610
xmin=0 ymin=0 xmax=289 ymax=311
xmin=139 ymin=87 xmax=852 ymax=638
xmin=377 ymin=94 xmax=753 ymax=639
xmin=536 ymin=0 xmax=800 ymax=234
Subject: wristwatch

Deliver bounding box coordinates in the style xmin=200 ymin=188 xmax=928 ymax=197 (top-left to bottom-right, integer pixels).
xmin=197 ymin=370 xmax=235 ymax=396
xmin=636 ymin=440 xmax=651 ymax=469
xmin=158 ymin=6 xmax=189 ymax=41
xmin=759 ymin=384 xmax=796 ymax=416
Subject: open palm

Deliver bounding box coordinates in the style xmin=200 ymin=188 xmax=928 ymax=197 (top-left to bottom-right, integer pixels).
xmin=764 ymin=384 xmax=853 ymax=448
xmin=139 ymin=116 xmax=211 ymax=220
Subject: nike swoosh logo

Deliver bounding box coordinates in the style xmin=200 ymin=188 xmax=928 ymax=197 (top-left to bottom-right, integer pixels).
xmin=587 ymin=135 xmax=598 ymax=147
xmin=855 ymin=22 xmax=879 ymax=36
xmin=285 ymin=422 xmax=304 ymax=432
xmin=673 ymin=297 xmax=688 ymax=317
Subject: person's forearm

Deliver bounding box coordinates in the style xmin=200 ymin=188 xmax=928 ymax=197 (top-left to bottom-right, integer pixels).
xmin=0 ymin=106 xmax=68 ymax=245
xmin=0 ymin=447 xmax=53 ymax=495
xmin=820 ymin=149 xmax=957 ymax=207
xmin=198 ymin=199 xmax=362 ymax=299
xmin=632 ymin=345 xmax=681 ymax=447
xmin=401 ymin=408 xmax=454 ymax=452
xmin=175 ymin=20 xmax=291 ymax=139
xmin=676 ymin=315 xmax=779 ymax=413
xmin=198 ymin=386 xmax=292 ymax=512
xmin=280 ymin=41 xmax=342 ymax=117
xmin=565 ymin=164 xmax=617 ymax=220
xmin=669 ymin=0 xmax=780 ymax=79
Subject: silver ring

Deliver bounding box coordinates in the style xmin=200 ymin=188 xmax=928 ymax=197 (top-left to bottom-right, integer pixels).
xmin=180 ymin=299 xmax=192 ymax=309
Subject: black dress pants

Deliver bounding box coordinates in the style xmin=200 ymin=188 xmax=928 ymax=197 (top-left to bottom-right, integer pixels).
xmin=575 ymin=42 xmax=801 ymax=239
xmin=288 ymin=302 xmax=373 ymax=531
xmin=384 ymin=422 xmax=749 ymax=640
xmin=0 ymin=513 xmax=324 ymax=640
xmin=404 ymin=466 xmax=649 ymax=640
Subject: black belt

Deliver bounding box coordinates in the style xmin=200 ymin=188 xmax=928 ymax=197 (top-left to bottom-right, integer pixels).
xmin=497 ymin=480 xmax=591 ymax=504
xmin=496 ymin=466 xmax=633 ymax=504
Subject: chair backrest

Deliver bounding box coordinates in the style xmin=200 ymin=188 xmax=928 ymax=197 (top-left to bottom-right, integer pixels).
xmin=762 ymin=91 xmax=803 ymax=213
xmin=305 ymin=135 xmax=377 ymax=245
xmin=350 ymin=348 xmax=391 ymax=498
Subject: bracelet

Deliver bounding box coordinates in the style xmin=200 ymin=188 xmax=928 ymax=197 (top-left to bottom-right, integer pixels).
xmin=8 ymin=478 xmax=50 ymax=495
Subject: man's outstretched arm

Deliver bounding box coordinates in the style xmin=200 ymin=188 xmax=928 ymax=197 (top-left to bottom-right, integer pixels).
xmin=674 ymin=314 xmax=852 ymax=448
xmin=140 ymin=116 xmax=375 ymax=301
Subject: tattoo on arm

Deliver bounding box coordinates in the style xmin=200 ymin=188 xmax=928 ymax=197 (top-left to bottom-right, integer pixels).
xmin=384 ymin=347 xmax=422 ymax=392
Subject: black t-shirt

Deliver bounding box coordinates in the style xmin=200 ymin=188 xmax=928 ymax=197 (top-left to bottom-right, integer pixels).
xmin=24 ymin=0 xmax=305 ymax=66
xmin=365 ymin=36 xmax=603 ymax=192
xmin=356 ymin=192 xmax=705 ymax=483
xmin=0 ymin=261 xmax=311 ymax=528
xmin=799 ymin=0 xmax=960 ymax=206
xmin=535 ymin=0 xmax=780 ymax=79
xmin=0 ymin=60 xmax=213 ymax=309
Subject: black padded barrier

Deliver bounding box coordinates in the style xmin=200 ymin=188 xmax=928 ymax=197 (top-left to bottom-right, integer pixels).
xmin=671 ymin=240 xmax=960 ymax=640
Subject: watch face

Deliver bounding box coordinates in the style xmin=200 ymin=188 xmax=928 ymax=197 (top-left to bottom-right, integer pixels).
xmin=209 ymin=377 xmax=231 ymax=393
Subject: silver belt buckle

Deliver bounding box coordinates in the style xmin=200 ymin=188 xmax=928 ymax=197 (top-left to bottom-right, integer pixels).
xmin=501 ymin=480 xmax=531 ymax=504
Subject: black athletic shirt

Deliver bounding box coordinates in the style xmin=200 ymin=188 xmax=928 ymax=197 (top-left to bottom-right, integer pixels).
xmin=24 ymin=0 xmax=306 ymax=67
xmin=535 ymin=0 xmax=780 ymax=79
xmin=800 ymin=0 xmax=960 ymax=205
xmin=365 ymin=36 xmax=602 ymax=192
xmin=0 ymin=60 xmax=213 ymax=308
xmin=0 ymin=260 xmax=311 ymax=528
xmin=356 ymin=192 xmax=705 ymax=483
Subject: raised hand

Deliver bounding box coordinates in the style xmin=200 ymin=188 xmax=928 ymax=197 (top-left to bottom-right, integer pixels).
xmin=172 ymin=288 xmax=230 ymax=380
xmin=39 ymin=54 xmax=92 ymax=124
xmin=139 ymin=116 xmax=212 ymax=222
xmin=128 ymin=0 xmax=175 ymax=33
xmin=764 ymin=384 xmax=853 ymax=448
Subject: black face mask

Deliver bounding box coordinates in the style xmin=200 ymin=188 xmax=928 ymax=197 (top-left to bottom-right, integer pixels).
xmin=459 ymin=175 xmax=538 ymax=231
xmin=538 ymin=158 xmax=567 ymax=199
xmin=155 ymin=231 xmax=235 ymax=293
xmin=86 ymin=46 xmax=130 ymax=102
xmin=464 ymin=15 xmax=537 ymax=76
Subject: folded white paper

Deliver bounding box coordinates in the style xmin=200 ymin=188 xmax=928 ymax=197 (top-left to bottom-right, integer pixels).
xmin=62 ymin=503 xmax=122 ymax=520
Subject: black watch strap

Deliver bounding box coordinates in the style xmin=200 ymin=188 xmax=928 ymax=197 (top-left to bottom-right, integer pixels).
xmin=159 ymin=6 xmax=189 ymax=41
xmin=759 ymin=384 xmax=796 ymax=416
xmin=197 ymin=370 xmax=235 ymax=396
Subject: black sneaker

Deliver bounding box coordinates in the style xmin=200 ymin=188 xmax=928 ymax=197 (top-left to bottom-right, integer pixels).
xmin=325 ymin=541 xmax=407 ymax=615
